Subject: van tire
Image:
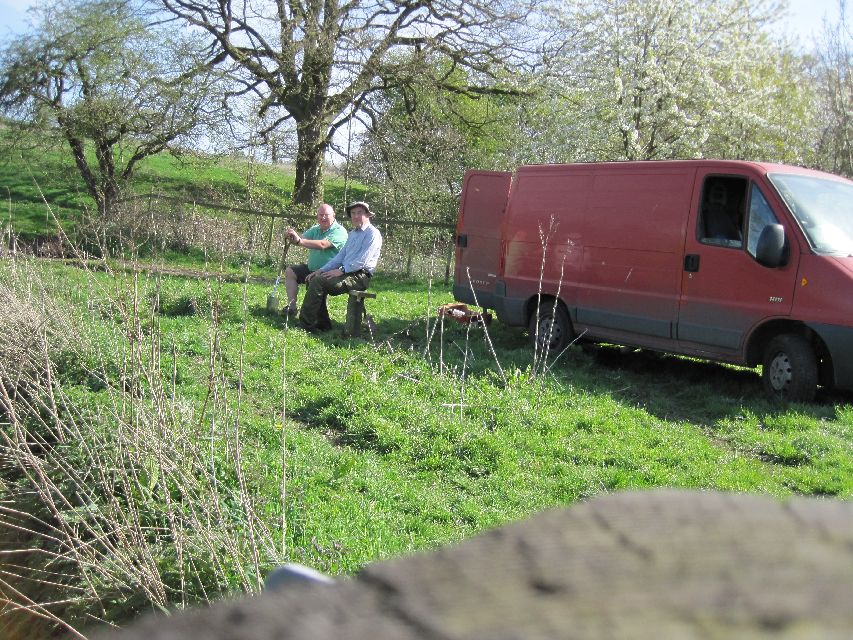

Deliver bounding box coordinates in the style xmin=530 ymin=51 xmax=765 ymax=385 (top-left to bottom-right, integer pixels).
xmin=529 ymin=304 xmax=571 ymax=357
xmin=762 ymin=334 xmax=818 ymax=402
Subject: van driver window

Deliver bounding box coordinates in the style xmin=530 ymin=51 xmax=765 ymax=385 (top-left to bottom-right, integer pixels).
xmin=746 ymin=186 xmax=779 ymax=257
xmin=699 ymin=176 xmax=747 ymax=247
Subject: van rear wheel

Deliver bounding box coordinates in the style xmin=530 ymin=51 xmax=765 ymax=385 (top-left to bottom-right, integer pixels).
xmin=762 ymin=334 xmax=818 ymax=402
xmin=529 ymin=304 xmax=571 ymax=357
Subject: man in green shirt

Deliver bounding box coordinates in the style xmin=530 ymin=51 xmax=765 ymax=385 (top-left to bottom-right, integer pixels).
xmin=283 ymin=204 xmax=348 ymax=316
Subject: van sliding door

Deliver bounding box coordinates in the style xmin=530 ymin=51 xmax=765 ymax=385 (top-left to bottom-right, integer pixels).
xmin=574 ymin=168 xmax=690 ymax=345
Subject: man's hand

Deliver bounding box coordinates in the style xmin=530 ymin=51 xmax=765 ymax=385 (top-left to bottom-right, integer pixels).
xmin=285 ymin=228 xmax=300 ymax=244
xmin=321 ymin=268 xmax=344 ymax=279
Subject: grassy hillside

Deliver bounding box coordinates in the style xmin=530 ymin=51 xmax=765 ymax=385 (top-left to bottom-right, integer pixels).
xmin=0 ymin=128 xmax=371 ymax=243
xmin=1 ymin=257 xmax=851 ymax=637
xmin=0 ymin=136 xmax=89 ymax=238
xmin=1 ymin=124 xmax=851 ymax=639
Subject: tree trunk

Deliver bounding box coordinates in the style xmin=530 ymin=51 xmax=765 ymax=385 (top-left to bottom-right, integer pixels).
xmin=60 ymin=127 xmax=122 ymax=218
xmin=63 ymin=131 xmax=106 ymax=216
xmin=95 ymin=140 xmax=125 ymax=219
xmin=293 ymin=117 xmax=328 ymax=207
xmin=102 ymin=176 xmax=121 ymax=219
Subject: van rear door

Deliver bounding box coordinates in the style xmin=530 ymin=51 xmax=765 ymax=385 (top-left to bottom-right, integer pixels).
xmin=454 ymin=171 xmax=512 ymax=308
xmin=677 ymin=168 xmax=799 ymax=356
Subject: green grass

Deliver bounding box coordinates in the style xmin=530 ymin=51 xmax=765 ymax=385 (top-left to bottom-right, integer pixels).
xmin=37 ymin=263 xmax=853 ymax=540
xmin=45 ymin=264 xmax=853 ymax=502
xmin=2 ymin=259 xmax=851 ymax=634
xmin=132 ymin=152 xmax=371 ymax=213
xmin=0 ymin=138 xmax=91 ymax=238
xmin=1 ymin=121 xmax=850 ymax=639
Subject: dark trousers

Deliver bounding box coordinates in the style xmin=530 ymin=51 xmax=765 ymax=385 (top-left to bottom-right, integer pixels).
xmin=298 ymin=272 xmax=370 ymax=330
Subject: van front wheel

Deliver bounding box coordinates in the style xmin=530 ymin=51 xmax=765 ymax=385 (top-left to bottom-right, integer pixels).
xmin=762 ymin=334 xmax=818 ymax=402
xmin=529 ymin=304 xmax=571 ymax=357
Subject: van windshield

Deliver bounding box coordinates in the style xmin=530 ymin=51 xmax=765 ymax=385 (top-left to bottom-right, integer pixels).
xmin=768 ymin=173 xmax=853 ymax=256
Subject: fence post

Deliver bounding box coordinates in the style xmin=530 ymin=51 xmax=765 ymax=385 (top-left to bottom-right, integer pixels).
xmin=265 ymin=214 xmax=276 ymax=263
xmin=444 ymin=233 xmax=454 ymax=286
xmin=406 ymin=236 xmax=415 ymax=278
xmin=147 ymin=190 xmax=155 ymax=247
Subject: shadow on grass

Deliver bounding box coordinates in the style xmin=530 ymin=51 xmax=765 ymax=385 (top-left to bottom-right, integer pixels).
xmin=250 ymin=280 xmax=851 ymax=425
xmin=291 ymin=396 xmax=398 ymax=454
xmin=246 ymin=305 xmax=416 ymax=348
xmin=248 ymin=304 xmax=290 ymax=329
xmin=558 ymin=342 xmax=852 ymax=422
xmin=386 ymin=315 xmax=852 ymax=423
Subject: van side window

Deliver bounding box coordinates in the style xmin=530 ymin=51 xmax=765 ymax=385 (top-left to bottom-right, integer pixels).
xmin=699 ymin=176 xmax=747 ymax=247
xmin=746 ymin=186 xmax=779 ymax=258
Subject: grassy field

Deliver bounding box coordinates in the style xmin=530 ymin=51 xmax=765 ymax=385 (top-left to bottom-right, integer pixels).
xmin=1 ymin=253 xmax=851 ymax=636
xmin=0 ymin=131 xmax=851 ymax=637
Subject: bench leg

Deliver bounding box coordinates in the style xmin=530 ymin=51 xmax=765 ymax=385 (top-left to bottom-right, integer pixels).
xmin=346 ymin=295 xmax=365 ymax=337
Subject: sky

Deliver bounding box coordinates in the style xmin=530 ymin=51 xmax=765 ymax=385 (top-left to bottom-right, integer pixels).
xmin=0 ymin=0 xmax=846 ymax=44
xmin=0 ymin=0 xmax=32 ymax=38
xmin=774 ymin=0 xmax=846 ymax=43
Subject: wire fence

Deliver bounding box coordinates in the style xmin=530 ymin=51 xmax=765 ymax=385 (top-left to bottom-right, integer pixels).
xmin=107 ymin=194 xmax=457 ymax=283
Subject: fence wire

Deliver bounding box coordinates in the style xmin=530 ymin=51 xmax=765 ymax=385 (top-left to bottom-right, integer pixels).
xmin=96 ymin=195 xmax=457 ymax=282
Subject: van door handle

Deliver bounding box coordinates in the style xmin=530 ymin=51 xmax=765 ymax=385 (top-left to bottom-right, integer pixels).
xmin=684 ymin=254 xmax=700 ymax=272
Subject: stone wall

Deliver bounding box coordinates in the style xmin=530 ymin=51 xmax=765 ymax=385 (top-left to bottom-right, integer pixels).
xmin=109 ymin=490 xmax=853 ymax=639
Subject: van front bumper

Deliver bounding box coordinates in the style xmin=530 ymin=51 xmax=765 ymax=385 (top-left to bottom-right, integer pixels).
xmin=807 ymin=322 xmax=853 ymax=391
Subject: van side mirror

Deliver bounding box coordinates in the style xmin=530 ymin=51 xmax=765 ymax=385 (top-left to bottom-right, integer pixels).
xmin=755 ymin=224 xmax=787 ymax=268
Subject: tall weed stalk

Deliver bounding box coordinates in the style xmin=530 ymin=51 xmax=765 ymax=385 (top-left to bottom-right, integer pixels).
xmin=0 ymin=259 xmax=281 ymax=638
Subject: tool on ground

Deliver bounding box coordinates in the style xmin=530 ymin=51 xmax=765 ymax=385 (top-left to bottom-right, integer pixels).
xmin=267 ymin=238 xmax=293 ymax=313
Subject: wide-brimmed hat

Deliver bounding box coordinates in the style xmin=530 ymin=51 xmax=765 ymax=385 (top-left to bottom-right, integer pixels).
xmin=346 ymin=201 xmax=374 ymax=218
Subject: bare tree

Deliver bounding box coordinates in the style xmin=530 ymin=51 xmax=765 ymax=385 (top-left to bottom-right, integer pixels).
xmin=0 ymin=0 xmax=225 ymax=217
xmin=159 ymin=0 xmax=536 ymax=207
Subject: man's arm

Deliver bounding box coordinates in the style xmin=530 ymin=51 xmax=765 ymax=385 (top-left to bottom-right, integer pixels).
xmin=318 ymin=242 xmax=347 ymax=272
xmin=288 ymin=226 xmax=333 ymax=250
xmin=298 ymin=237 xmax=332 ymax=249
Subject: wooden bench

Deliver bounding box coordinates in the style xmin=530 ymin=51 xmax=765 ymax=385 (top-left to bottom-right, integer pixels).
xmin=345 ymin=290 xmax=376 ymax=337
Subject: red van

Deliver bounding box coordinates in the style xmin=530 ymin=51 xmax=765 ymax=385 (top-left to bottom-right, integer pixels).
xmin=453 ymin=161 xmax=853 ymax=401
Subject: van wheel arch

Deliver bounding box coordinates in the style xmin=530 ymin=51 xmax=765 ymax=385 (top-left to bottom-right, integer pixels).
xmin=747 ymin=322 xmax=833 ymax=389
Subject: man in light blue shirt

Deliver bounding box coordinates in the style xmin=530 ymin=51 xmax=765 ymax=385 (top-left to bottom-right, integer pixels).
xmin=299 ymin=201 xmax=383 ymax=332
